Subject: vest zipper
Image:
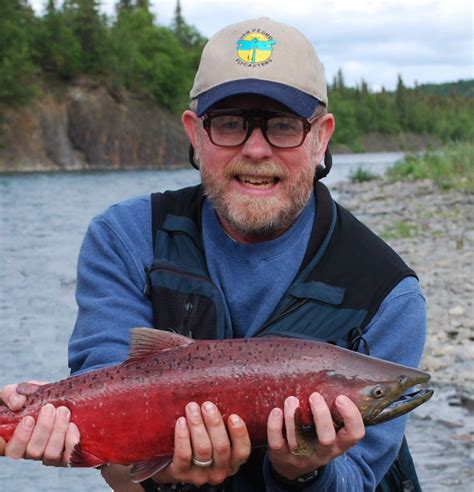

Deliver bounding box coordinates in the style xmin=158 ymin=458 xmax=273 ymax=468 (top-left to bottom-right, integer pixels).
xmin=254 ymin=297 xmax=309 ymax=337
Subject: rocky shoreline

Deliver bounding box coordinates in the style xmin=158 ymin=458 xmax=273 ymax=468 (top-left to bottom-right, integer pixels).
xmin=333 ymin=178 xmax=473 ymax=391
xmin=333 ymin=178 xmax=474 ymax=488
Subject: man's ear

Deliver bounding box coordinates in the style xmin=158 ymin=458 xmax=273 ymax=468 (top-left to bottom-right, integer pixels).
xmin=182 ymin=110 xmax=199 ymax=148
xmin=316 ymin=113 xmax=335 ymax=157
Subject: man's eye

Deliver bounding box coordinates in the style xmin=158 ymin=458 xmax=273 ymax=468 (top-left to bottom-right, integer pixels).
xmin=213 ymin=117 xmax=244 ymax=131
xmin=222 ymin=120 xmax=241 ymax=129
xmin=270 ymin=119 xmax=299 ymax=132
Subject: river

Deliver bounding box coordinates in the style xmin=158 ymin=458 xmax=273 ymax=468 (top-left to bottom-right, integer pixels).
xmin=0 ymin=152 xmax=464 ymax=491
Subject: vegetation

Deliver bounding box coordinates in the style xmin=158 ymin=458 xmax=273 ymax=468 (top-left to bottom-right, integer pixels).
xmin=328 ymin=71 xmax=474 ymax=148
xmin=350 ymin=166 xmax=379 ymax=183
xmin=0 ymin=0 xmax=205 ymax=113
xmin=0 ymin=1 xmax=473 ymax=148
xmin=381 ymin=221 xmax=420 ymax=241
xmin=387 ymin=141 xmax=474 ymax=193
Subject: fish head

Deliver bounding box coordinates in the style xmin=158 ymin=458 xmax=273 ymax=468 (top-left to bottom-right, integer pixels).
xmin=331 ymin=364 xmax=433 ymax=427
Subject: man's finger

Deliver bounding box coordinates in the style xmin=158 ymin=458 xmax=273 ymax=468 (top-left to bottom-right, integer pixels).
xmin=25 ymin=404 xmax=56 ymax=460
xmin=267 ymin=407 xmax=287 ymax=456
xmin=185 ymin=402 xmax=212 ymax=465
xmin=4 ymin=416 xmax=35 ymax=459
xmin=0 ymin=384 xmax=26 ymax=411
xmin=309 ymin=392 xmax=336 ymax=447
xmin=172 ymin=416 xmax=193 ymax=473
xmin=201 ymin=401 xmax=230 ymax=468
xmin=334 ymin=395 xmax=365 ymax=445
xmin=283 ymin=396 xmax=300 ymax=452
xmin=43 ymin=406 xmax=71 ymax=466
xmin=227 ymin=414 xmax=251 ymax=472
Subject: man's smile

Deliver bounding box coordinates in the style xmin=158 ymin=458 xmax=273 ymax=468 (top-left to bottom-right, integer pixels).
xmin=234 ymin=174 xmax=280 ymax=190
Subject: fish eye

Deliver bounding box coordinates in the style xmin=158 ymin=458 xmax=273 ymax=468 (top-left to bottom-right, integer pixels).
xmin=372 ymin=385 xmax=386 ymax=399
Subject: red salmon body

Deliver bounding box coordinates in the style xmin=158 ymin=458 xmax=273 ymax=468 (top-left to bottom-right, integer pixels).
xmin=0 ymin=328 xmax=432 ymax=481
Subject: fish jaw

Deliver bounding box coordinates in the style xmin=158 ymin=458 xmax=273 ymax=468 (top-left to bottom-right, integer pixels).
xmin=357 ymin=368 xmax=433 ymax=426
xmin=368 ymin=387 xmax=434 ymax=425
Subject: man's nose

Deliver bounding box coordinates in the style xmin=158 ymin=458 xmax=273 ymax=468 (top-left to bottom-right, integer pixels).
xmin=240 ymin=128 xmax=273 ymax=160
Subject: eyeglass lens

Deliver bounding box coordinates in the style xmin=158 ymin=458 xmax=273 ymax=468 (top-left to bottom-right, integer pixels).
xmin=208 ymin=112 xmax=308 ymax=148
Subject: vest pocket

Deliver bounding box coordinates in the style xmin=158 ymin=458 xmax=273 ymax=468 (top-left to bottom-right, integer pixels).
xmin=147 ymin=263 xmax=221 ymax=339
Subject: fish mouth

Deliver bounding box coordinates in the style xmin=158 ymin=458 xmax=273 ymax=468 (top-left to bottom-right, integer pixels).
xmin=370 ymin=387 xmax=434 ymax=425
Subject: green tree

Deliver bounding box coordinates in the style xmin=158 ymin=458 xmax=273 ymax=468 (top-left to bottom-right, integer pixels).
xmin=63 ymin=0 xmax=108 ymax=74
xmin=34 ymin=0 xmax=82 ymax=78
xmin=0 ymin=0 xmax=38 ymax=104
xmin=395 ymin=74 xmax=408 ymax=128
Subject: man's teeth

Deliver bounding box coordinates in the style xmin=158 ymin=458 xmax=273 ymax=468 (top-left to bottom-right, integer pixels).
xmin=238 ymin=176 xmax=277 ymax=186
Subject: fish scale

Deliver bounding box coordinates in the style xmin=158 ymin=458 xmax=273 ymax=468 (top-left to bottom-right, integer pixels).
xmin=0 ymin=328 xmax=433 ymax=482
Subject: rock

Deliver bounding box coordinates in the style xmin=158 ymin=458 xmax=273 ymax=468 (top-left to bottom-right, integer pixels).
xmin=0 ymin=80 xmax=189 ymax=172
xmin=449 ymin=306 xmax=466 ymax=316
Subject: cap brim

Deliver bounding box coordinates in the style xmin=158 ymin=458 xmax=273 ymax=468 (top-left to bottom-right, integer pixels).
xmin=195 ymin=79 xmax=319 ymax=118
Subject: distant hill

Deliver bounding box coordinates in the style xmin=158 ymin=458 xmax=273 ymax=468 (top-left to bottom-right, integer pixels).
xmin=416 ymin=79 xmax=474 ymax=97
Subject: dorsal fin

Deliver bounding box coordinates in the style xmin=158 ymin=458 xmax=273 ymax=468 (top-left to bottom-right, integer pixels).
xmin=126 ymin=327 xmax=194 ymax=364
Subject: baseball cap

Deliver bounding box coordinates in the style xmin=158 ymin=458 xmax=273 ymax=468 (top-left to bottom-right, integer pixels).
xmin=190 ymin=17 xmax=328 ymax=118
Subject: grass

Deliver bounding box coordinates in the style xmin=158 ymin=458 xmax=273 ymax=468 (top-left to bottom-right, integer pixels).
xmin=350 ymin=166 xmax=379 ymax=183
xmin=381 ymin=220 xmax=420 ymax=241
xmin=387 ymin=141 xmax=474 ymax=193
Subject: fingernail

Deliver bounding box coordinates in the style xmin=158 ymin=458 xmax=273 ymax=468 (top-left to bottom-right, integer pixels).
xmin=42 ymin=404 xmax=55 ymax=415
xmin=202 ymin=402 xmax=215 ymax=415
xmin=177 ymin=417 xmax=187 ymax=429
xmin=187 ymin=402 xmax=200 ymax=416
xmin=23 ymin=416 xmax=35 ymax=429
xmin=270 ymin=408 xmax=281 ymax=419
xmin=230 ymin=415 xmax=241 ymax=427
xmin=285 ymin=396 xmax=298 ymax=407
xmin=310 ymin=393 xmax=322 ymax=404
xmin=11 ymin=394 xmax=24 ymax=407
xmin=336 ymin=395 xmax=350 ymax=406
xmin=57 ymin=407 xmax=70 ymax=419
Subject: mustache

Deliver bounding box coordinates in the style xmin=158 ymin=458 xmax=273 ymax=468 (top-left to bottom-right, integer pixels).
xmin=223 ymin=159 xmax=288 ymax=180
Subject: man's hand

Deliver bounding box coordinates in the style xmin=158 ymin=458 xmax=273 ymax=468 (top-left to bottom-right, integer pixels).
xmin=154 ymin=401 xmax=251 ymax=487
xmin=267 ymin=392 xmax=365 ymax=481
xmin=0 ymin=382 xmax=80 ymax=466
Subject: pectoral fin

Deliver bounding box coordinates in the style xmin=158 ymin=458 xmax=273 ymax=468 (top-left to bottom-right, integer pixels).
xmin=292 ymin=407 xmax=317 ymax=456
xmin=130 ymin=454 xmax=173 ymax=483
xmin=69 ymin=442 xmax=105 ymax=467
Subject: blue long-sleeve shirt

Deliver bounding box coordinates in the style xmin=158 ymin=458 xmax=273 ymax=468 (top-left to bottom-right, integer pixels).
xmin=68 ymin=193 xmax=426 ymax=491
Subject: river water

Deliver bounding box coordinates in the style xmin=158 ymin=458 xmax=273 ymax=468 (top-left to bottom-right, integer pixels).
xmin=0 ymin=153 xmax=469 ymax=491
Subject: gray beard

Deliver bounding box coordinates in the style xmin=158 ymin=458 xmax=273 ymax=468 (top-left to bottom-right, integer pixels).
xmin=200 ymin=163 xmax=314 ymax=241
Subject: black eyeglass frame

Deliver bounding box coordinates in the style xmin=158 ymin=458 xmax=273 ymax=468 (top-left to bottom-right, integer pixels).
xmin=201 ymin=109 xmax=321 ymax=149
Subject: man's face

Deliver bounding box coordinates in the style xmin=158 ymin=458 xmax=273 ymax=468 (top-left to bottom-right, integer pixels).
xmin=183 ymin=95 xmax=333 ymax=242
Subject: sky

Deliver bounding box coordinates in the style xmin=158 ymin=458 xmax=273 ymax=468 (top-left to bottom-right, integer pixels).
xmin=29 ymin=0 xmax=473 ymax=91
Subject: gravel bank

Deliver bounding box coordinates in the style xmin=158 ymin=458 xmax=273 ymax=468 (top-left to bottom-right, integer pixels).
xmin=333 ymin=178 xmax=473 ymax=489
xmin=333 ymin=178 xmax=473 ymax=389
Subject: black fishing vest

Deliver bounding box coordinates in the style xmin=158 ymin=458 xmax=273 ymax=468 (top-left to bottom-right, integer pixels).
xmin=144 ymin=182 xmax=421 ymax=492
xmin=146 ymin=181 xmax=416 ymax=347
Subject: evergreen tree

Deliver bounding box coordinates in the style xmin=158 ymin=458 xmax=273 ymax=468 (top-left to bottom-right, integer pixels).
xmin=63 ymin=0 xmax=108 ymax=74
xmin=0 ymin=0 xmax=38 ymax=104
xmin=34 ymin=0 xmax=82 ymax=78
xmin=395 ymin=74 xmax=408 ymax=128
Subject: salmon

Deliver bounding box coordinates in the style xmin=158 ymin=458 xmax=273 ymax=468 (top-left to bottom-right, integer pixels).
xmin=0 ymin=328 xmax=433 ymax=481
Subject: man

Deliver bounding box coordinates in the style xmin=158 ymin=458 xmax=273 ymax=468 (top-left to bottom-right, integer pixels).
xmin=0 ymin=17 xmax=426 ymax=491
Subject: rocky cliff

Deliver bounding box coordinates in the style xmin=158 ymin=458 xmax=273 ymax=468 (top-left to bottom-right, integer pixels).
xmin=0 ymin=80 xmax=190 ymax=173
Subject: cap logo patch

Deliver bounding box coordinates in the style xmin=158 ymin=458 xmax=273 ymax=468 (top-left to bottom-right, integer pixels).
xmin=235 ymin=29 xmax=275 ymax=67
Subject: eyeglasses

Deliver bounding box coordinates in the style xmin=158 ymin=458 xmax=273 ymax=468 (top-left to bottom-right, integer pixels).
xmin=202 ymin=109 xmax=319 ymax=149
